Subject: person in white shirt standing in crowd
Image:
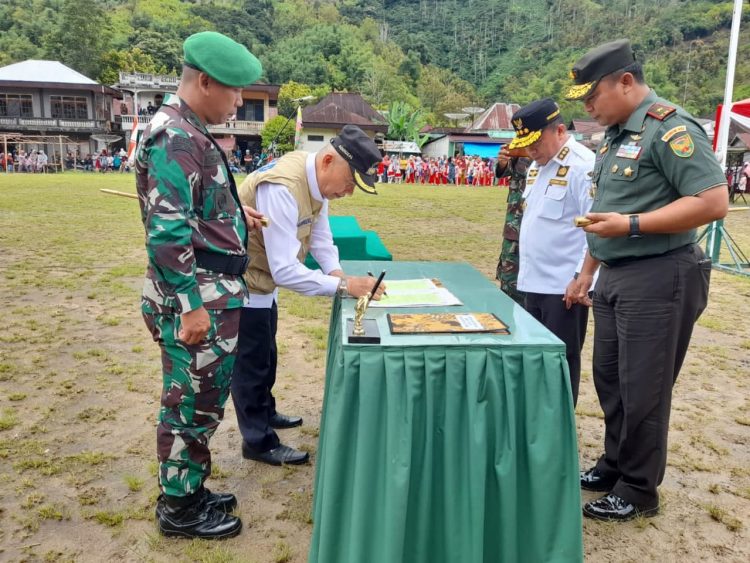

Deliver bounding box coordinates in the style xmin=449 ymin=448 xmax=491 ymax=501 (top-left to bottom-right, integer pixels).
xmin=508 ymin=98 xmax=595 ymax=406
xmin=234 ymin=124 xmax=387 ymax=466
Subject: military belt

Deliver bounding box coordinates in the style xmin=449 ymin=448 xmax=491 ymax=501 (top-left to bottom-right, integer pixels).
xmin=600 ymin=244 xmax=693 ymax=268
xmin=194 ymin=250 xmax=249 ymax=276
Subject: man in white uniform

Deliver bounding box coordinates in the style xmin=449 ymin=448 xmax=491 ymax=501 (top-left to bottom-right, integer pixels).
xmin=234 ymin=125 xmax=386 ymax=465
xmin=508 ymin=98 xmax=595 ymax=406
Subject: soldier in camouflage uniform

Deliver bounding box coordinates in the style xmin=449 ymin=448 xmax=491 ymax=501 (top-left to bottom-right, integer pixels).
xmin=495 ymin=148 xmax=530 ymax=305
xmin=135 ymin=31 xmax=263 ymax=540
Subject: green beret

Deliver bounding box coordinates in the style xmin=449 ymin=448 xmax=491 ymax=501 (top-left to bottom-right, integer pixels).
xmin=183 ymin=31 xmax=262 ymax=87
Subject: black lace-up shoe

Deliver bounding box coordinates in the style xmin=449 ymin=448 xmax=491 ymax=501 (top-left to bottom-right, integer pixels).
xmin=580 ymin=467 xmax=618 ymax=492
xmin=583 ymin=493 xmax=659 ymax=522
xmin=156 ymin=495 xmax=242 ymax=539
xmin=242 ymin=442 xmax=309 ymax=466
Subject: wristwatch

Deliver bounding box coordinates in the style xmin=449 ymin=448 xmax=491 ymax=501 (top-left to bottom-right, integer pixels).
xmin=336 ymin=277 xmax=349 ymax=297
xmin=628 ymin=214 xmax=643 ymax=239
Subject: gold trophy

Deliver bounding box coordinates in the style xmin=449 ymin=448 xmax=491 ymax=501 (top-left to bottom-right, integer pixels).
xmin=346 ymin=271 xmax=385 ymax=344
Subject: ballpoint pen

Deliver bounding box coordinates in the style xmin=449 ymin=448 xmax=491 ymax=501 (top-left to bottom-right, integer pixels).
xmin=367 ymin=270 xmax=388 ymax=297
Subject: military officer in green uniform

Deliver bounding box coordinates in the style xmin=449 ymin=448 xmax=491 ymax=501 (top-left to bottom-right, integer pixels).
xmin=566 ymin=39 xmax=728 ymax=521
xmin=136 ymin=31 xmax=264 ymax=539
xmin=495 ymin=147 xmax=529 ymax=305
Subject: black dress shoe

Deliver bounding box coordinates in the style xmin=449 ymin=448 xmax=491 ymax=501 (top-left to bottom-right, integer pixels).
xmin=242 ymin=442 xmax=309 ymax=466
xmin=583 ymin=493 xmax=659 ymax=522
xmin=156 ymin=496 xmax=242 ymax=539
xmin=580 ymin=467 xmax=618 ymax=492
xmin=269 ymin=412 xmax=303 ymax=429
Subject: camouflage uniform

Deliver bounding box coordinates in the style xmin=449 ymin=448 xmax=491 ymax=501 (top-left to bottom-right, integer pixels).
xmin=496 ymin=157 xmax=530 ymax=305
xmin=136 ymin=93 xmax=248 ymax=499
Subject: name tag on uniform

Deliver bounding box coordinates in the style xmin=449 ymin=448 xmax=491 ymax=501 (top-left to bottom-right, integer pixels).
xmin=297 ymin=217 xmax=313 ymax=227
xmin=549 ymin=179 xmax=568 ymax=186
xmin=615 ymin=144 xmax=642 ymax=160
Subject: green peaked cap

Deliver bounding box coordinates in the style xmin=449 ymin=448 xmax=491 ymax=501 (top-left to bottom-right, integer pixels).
xmin=183 ymin=31 xmax=262 ymax=87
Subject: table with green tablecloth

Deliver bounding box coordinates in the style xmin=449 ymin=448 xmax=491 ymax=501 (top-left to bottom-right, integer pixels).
xmin=309 ymin=261 xmax=583 ymax=563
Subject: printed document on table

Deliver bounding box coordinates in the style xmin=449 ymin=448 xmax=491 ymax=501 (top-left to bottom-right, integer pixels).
xmin=368 ymin=278 xmax=462 ymax=308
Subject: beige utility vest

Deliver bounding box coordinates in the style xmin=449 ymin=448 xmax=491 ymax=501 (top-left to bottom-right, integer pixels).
xmin=237 ymin=151 xmax=323 ymax=294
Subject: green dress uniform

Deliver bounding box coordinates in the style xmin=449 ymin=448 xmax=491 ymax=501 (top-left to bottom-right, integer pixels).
xmin=585 ymin=89 xmax=725 ymax=510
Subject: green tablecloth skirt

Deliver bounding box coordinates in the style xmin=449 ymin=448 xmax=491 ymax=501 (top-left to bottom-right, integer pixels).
xmin=309 ymin=262 xmax=583 ymax=563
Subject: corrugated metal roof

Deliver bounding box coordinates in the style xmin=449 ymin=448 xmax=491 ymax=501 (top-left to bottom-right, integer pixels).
xmin=302 ymin=92 xmax=386 ymax=127
xmin=469 ymin=103 xmax=521 ymax=131
xmin=0 ymin=60 xmax=98 ymax=84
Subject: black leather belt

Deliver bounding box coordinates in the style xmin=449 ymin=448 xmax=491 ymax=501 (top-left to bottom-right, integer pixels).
xmin=600 ymin=244 xmax=693 ymax=268
xmin=194 ymin=249 xmax=249 ymax=276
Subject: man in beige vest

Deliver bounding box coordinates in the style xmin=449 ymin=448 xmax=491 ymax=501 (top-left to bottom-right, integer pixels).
xmin=234 ymin=125 xmax=386 ymax=465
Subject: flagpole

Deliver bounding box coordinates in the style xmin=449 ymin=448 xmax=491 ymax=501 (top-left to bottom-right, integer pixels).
xmin=706 ymin=0 xmax=744 ymax=264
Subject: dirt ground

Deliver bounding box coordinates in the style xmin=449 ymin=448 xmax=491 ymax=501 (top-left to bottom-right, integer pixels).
xmin=0 ymin=174 xmax=748 ymax=562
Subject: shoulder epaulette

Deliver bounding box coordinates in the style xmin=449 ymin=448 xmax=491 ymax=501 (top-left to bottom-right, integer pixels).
xmin=646 ymin=103 xmax=676 ymax=121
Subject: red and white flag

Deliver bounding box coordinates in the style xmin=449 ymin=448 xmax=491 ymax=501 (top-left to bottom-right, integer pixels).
xmin=126 ymin=114 xmax=139 ymax=163
xmin=294 ymin=105 xmax=303 ymax=149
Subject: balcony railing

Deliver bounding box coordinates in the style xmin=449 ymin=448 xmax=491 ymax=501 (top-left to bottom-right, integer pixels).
xmin=117 ymin=115 xmax=264 ymax=135
xmin=208 ymin=121 xmax=264 ymax=135
xmin=0 ymin=116 xmax=107 ymax=131
xmin=118 ymin=72 xmax=180 ymax=90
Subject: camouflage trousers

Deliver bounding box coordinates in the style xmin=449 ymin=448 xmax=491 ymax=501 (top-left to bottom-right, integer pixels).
xmin=143 ymin=308 xmax=241 ymax=498
xmin=497 ymin=238 xmax=525 ymax=306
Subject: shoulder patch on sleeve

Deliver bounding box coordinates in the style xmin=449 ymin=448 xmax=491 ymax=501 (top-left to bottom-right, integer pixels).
xmin=170 ymin=136 xmax=193 ymax=153
xmin=647 ymin=103 xmax=676 ymax=121
xmin=669 ymin=134 xmax=695 ymax=158
xmin=661 ymin=125 xmax=687 ymax=142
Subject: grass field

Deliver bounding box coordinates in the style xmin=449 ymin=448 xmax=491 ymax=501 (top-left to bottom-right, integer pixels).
xmin=0 ymin=171 xmax=749 ymax=562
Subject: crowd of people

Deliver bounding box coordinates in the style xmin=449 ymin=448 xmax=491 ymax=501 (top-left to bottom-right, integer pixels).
xmin=0 ymin=149 xmax=49 ymax=172
xmin=378 ymin=154 xmax=505 ymax=186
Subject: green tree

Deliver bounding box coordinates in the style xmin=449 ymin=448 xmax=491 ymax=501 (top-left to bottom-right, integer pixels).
xmin=43 ymin=0 xmax=111 ymax=78
xmin=386 ymin=101 xmax=429 ymax=147
xmin=261 ymin=115 xmax=296 ymax=155
xmin=97 ymin=47 xmax=164 ymax=86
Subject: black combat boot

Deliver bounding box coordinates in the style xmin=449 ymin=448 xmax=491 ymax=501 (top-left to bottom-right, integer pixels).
xmin=157 ymin=487 xmax=238 ymax=514
xmin=156 ymin=492 xmax=242 ymax=539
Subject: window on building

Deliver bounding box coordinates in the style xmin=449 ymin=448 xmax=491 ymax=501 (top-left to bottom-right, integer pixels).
xmin=50 ymin=95 xmax=88 ymax=119
xmin=307 ymin=135 xmax=324 ymax=142
xmin=0 ymin=94 xmax=33 ymax=117
xmin=237 ymin=99 xmax=264 ymax=122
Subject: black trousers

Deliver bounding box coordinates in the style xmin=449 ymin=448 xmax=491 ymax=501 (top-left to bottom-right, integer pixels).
xmin=231 ymin=304 xmax=280 ymax=452
xmin=592 ymin=244 xmax=710 ymax=508
xmin=524 ymin=292 xmax=588 ymax=406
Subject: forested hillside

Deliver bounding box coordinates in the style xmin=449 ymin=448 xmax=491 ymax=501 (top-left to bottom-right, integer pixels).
xmin=1 ymin=0 xmax=748 ymax=120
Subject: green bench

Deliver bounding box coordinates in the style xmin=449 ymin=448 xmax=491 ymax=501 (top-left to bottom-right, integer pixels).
xmin=304 ymin=215 xmax=392 ymax=269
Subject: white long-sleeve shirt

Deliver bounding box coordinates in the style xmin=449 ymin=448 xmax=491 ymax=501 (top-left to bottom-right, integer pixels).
xmin=245 ymin=152 xmax=341 ymax=308
xmin=518 ymin=137 xmax=595 ymax=294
